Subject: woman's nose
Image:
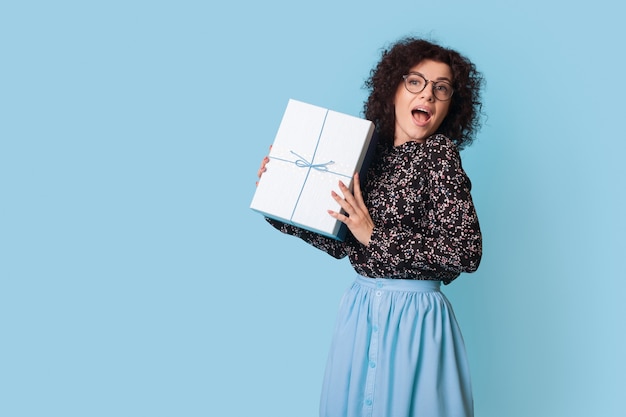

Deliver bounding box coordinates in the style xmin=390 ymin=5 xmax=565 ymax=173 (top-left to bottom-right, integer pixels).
xmin=419 ymin=83 xmax=435 ymax=101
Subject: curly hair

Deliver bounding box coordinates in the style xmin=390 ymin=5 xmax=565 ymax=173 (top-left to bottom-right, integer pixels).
xmin=364 ymin=37 xmax=484 ymax=149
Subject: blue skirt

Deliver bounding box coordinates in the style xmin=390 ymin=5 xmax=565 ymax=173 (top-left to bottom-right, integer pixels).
xmin=320 ymin=275 xmax=473 ymax=417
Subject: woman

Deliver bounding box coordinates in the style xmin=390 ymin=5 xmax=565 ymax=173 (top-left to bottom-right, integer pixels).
xmin=257 ymin=37 xmax=484 ymax=417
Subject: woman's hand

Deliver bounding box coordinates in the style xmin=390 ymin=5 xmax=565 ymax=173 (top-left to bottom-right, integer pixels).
xmin=328 ymin=172 xmax=374 ymax=246
xmin=256 ymin=146 xmax=272 ymax=186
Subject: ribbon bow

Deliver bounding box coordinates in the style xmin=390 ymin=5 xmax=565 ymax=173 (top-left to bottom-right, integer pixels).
xmin=290 ymin=151 xmax=334 ymax=172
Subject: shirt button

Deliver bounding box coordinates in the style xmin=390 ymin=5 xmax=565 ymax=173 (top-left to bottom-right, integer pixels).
xmin=369 ymin=361 xmax=376 ymax=368
xmin=365 ymin=399 xmax=373 ymax=406
xmin=372 ymin=325 xmax=378 ymax=332
xmin=376 ymin=281 xmax=383 ymax=288
xmin=376 ymin=291 xmax=382 ymax=296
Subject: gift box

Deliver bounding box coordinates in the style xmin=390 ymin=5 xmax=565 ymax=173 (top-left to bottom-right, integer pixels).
xmin=250 ymin=99 xmax=376 ymax=241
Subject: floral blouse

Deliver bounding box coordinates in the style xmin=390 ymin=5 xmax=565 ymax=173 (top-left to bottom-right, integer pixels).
xmin=267 ymin=134 xmax=482 ymax=285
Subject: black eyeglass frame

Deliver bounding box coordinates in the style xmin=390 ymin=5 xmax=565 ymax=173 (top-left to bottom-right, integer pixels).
xmin=402 ymin=73 xmax=454 ymax=101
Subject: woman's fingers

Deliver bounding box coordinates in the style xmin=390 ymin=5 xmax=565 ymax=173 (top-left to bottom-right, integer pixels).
xmin=256 ymin=155 xmax=270 ymax=186
xmin=329 ymin=177 xmax=365 ymax=223
xmin=338 ymin=181 xmax=356 ymax=205
xmin=256 ymin=146 xmax=273 ymax=184
xmin=330 ymin=189 xmax=352 ymax=219
xmin=352 ymin=172 xmax=366 ymax=206
xmin=335 ymin=174 xmax=366 ymax=214
xmin=328 ymin=174 xmax=373 ymax=246
xmin=257 ymin=156 xmax=269 ymax=178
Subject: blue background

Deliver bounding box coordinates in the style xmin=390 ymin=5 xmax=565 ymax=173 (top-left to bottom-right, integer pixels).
xmin=2 ymin=1 xmax=624 ymax=416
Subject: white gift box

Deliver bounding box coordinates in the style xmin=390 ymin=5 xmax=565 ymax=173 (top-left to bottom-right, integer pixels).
xmin=250 ymin=99 xmax=376 ymax=241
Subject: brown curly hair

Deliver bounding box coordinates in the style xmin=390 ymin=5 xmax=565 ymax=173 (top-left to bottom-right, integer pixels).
xmin=364 ymin=37 xmax=484 ymax=149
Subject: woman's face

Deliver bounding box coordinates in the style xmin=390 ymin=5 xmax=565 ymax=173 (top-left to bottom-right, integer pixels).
xmin=393 ymin=59 xmax=453 ymax=146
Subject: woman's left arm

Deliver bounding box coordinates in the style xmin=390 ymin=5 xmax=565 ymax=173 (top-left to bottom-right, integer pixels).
xmin=420 ymin=136 xmax=482 ymax=273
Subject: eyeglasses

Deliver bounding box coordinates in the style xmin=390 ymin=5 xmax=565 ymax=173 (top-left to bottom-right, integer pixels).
xmin=402 ymin=73 xmax=454 ymax=101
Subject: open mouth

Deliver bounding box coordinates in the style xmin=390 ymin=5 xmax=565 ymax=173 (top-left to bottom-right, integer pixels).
xmin=412 ymin=107 xmax=432 ymax=125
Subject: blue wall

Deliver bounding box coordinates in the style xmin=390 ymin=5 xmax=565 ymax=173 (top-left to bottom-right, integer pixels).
xmin=2 ymin=1 xmax=624 ymax=416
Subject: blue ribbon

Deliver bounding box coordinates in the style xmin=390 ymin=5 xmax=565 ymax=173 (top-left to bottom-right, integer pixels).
xmin=290 ymin=151 xmax=334 ymax=171
xmin=270 ymin=151 xmax=350 ymax=179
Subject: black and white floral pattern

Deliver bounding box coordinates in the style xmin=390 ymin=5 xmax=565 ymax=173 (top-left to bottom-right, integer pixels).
xmin=267 ymin=134 xmax=482 ymax=284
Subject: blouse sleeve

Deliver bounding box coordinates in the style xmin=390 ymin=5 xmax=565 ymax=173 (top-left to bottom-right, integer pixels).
xmin=361 ymin=136 xmax=482 ymax=276
xmin=265 ymin=218 xmax=349 ymax=259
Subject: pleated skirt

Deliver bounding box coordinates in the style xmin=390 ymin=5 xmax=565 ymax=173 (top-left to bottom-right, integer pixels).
xmin=319 ymin=275 xmax=473 ymax=417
